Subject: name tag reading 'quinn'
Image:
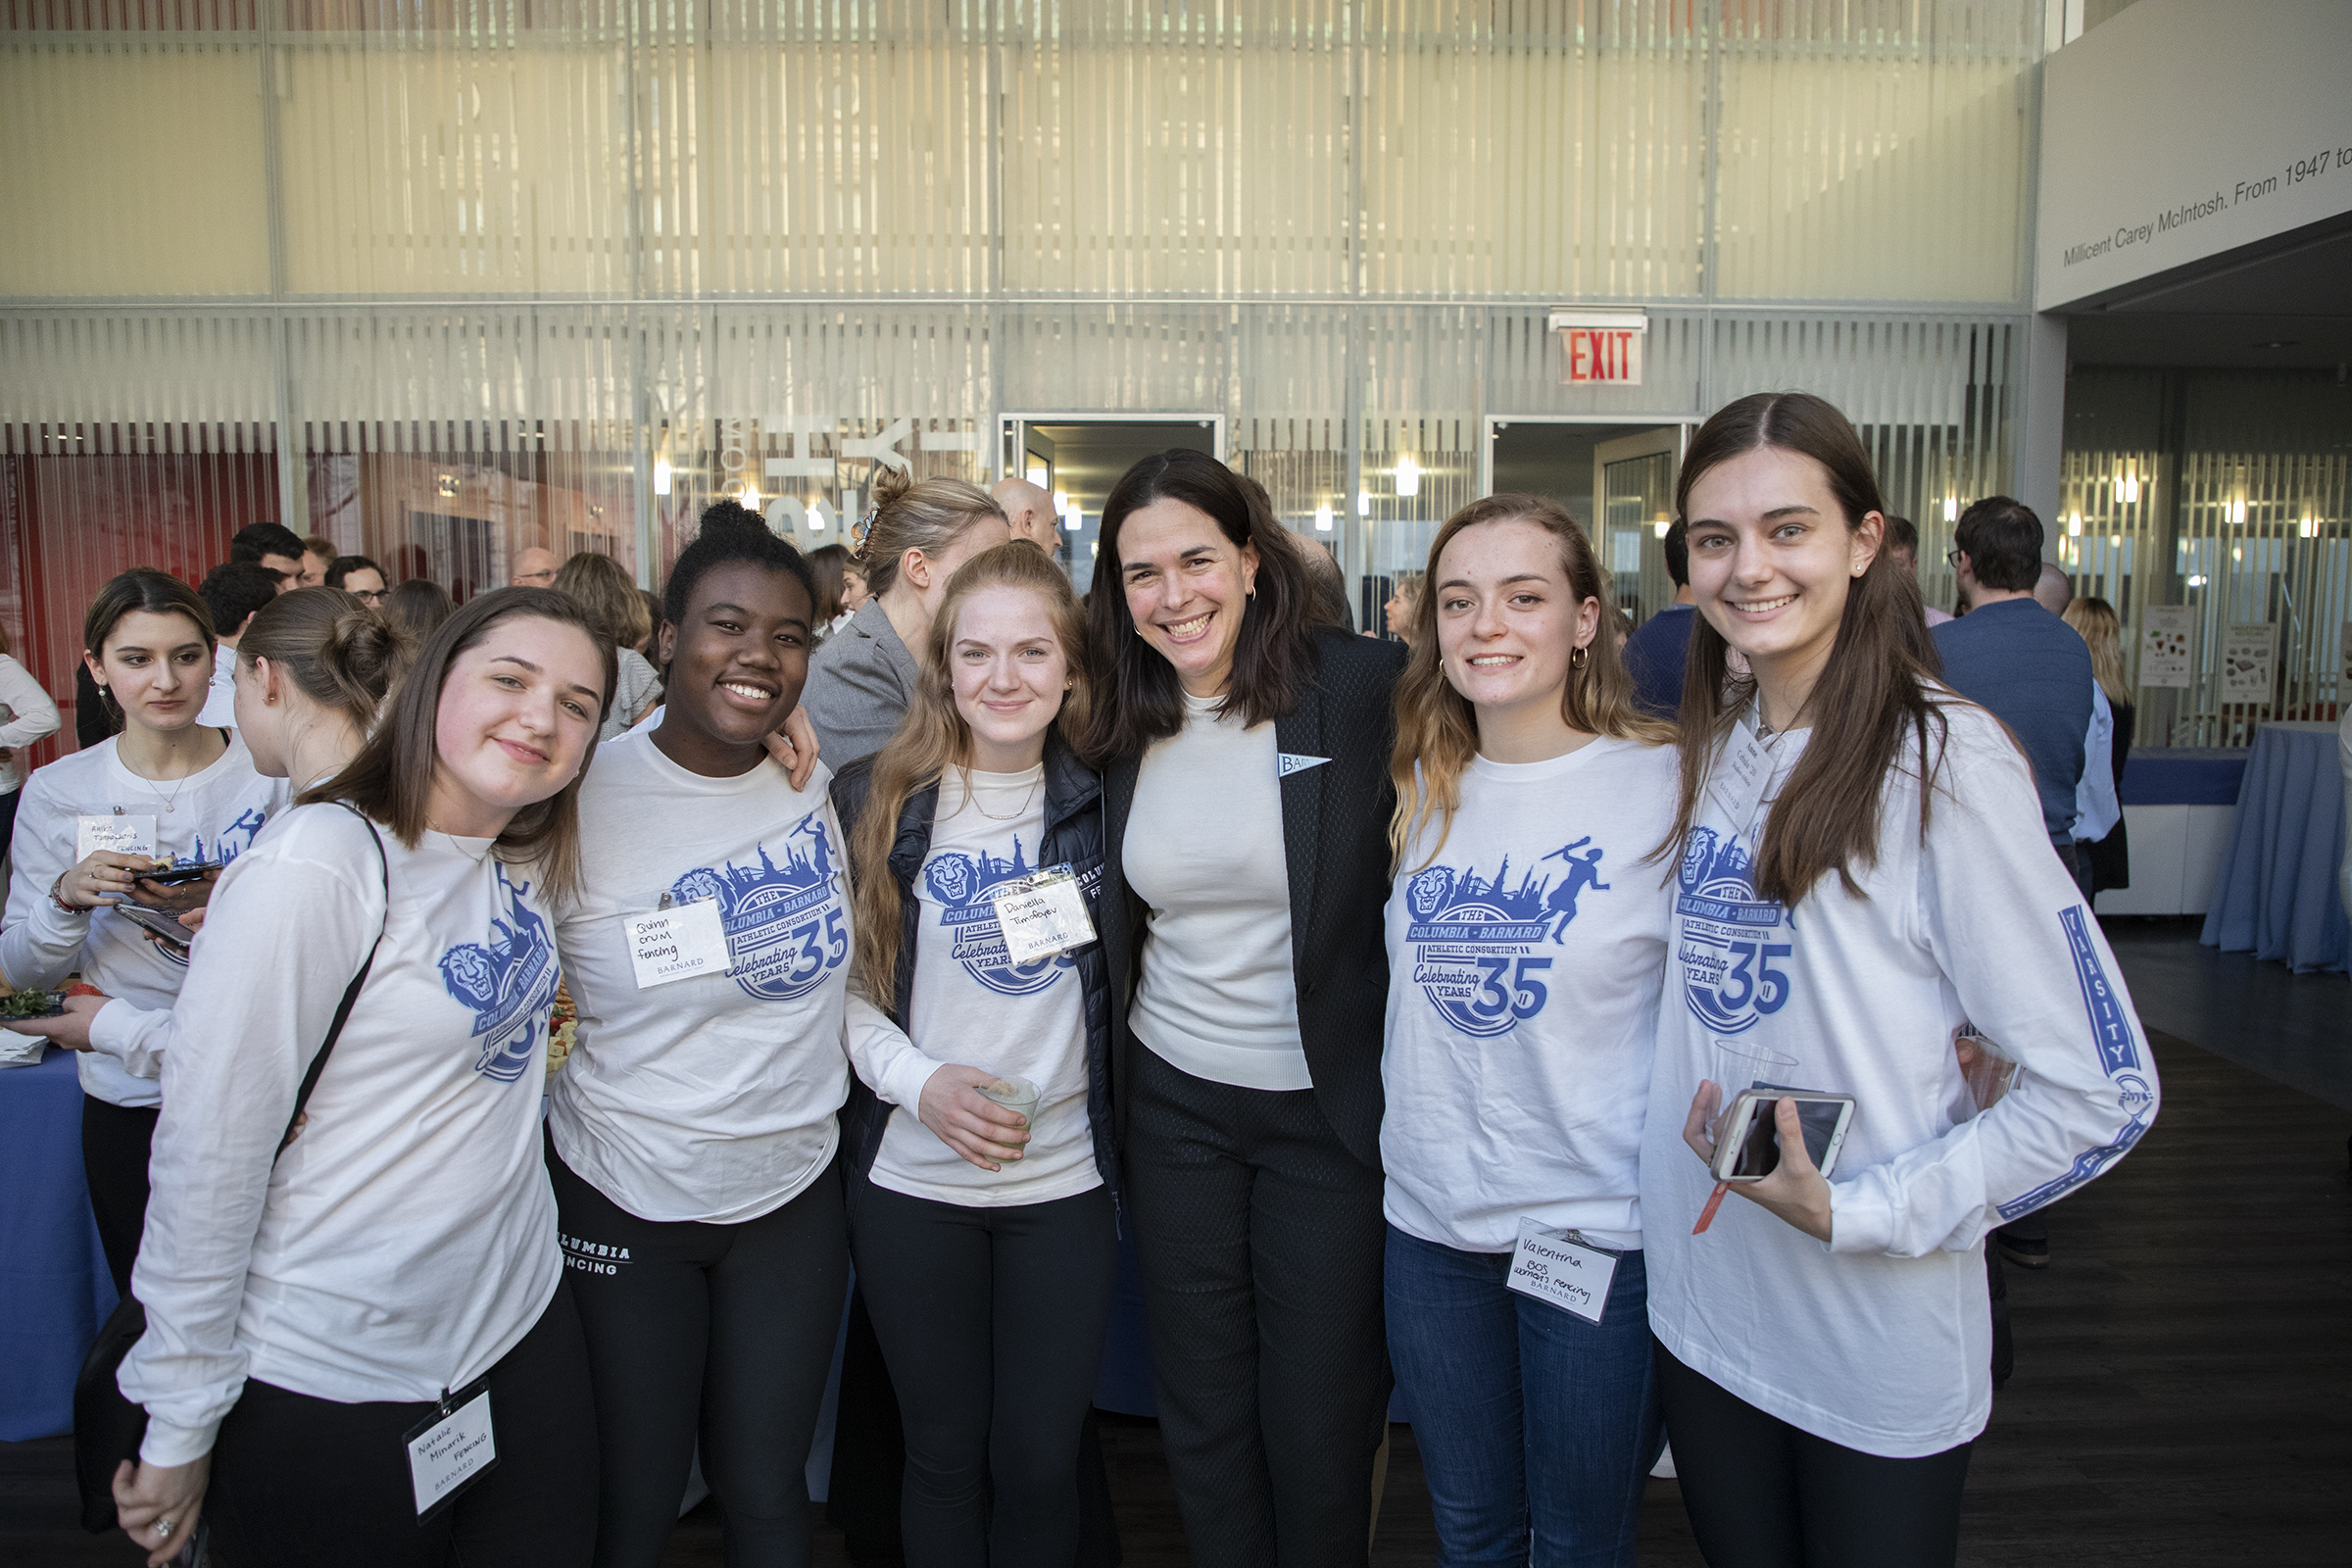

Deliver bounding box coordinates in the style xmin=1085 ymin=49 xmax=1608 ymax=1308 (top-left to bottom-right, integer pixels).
xmin=989 ymin=867 xmax=1095 ymax=966
xmin=625 ymin=899 xmax=732 ymax=989
xmin=1506 ymin=1217 xmax=1619 ymax=1324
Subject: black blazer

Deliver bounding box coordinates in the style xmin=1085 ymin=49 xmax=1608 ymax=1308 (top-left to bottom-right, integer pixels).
xmin=1099 ymin=626 xmax=1407 ymax=1171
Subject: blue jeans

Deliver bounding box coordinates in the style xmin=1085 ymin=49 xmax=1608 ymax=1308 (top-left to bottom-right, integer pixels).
xmin=1386 ymin=1225 xmax=1664 ymax=1567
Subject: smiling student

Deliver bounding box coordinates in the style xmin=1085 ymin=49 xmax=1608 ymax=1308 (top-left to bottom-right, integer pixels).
xmin=543 ymin=506 xmax=853 ymax=1568
xmin=1381 ymin=496 xmax=1675 ymax=1567
xmin=1084 ymin=449 xmax=1405 ymax=1566
xmin=1642 ymin=393 xmax=2158 ymax=1567
xmin=833 ymin=542 xmax=1115 ymax=1567
xmin=0 ymin=570 xmax=285 ymax=1299
xmin=111 ymin=587 xmax=612 ymax=1568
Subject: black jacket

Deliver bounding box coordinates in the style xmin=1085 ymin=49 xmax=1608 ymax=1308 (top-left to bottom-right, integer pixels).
xmin=1099 ymin=626 xmax=1407 ymax=1171
xmin=829 ymin=733 xmax=1117 ymax=1192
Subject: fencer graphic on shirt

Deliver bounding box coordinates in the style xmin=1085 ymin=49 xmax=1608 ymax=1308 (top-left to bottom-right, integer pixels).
xmin=665 ymin=810 xmax=848 ymax=1003
xmin=1401 ymin=838 xmax=1612 ymax=1038
xmin=144 ymin=805 xmax=274 ymax=971
xmin=1674 ymin=825 xmax=1794 ymax=1035
xmin=437 ymin=865 xmax=562 ymax=1082
xmin=922 ymin=834 xmax=1078 ymax=998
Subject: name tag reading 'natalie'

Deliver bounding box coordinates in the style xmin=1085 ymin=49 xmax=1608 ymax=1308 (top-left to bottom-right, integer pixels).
xmin=989 ymin=866 xmax=1095 ymax=966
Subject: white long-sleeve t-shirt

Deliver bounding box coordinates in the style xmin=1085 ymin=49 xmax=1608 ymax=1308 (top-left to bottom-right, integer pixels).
xmin=545 ymin=731 xmax=854 ymax=1225
xmin=1642 ymin=697 xmax=2159 ymax=1457
xmin=120 ymin=804 xmax=566 ymax=1466
xmin=1382 ymin=738 xmax=1677 ymax=1254
xmin=850 ymin=767 xmax=1099 ymax=1207
xmin=1124 ymin=692 xmax=1307 ymax=1091
xmin=0 ymin=736 xmax=284 ymax=1105
xmin=0 ymin=652 xmax=63 ymax=795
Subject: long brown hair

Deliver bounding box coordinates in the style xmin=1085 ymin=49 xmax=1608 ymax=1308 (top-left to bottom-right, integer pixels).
xmin=1080 ymin=448 xmax=1318 ymax=764
xmin=237 ymin=587 xmax=410 ymax=734
xmin=1391 ymin=494 xmax=1672 ymax=870
xmin=850 ymin=544 xmax=1092 ymax=1004
xmin=305 ymin=587 xmax=615 ymax=904
xmin=1661 ymin=392 xmax=1948 ymax=906
xmin=553 ymin=551 xmax=652 ymax=651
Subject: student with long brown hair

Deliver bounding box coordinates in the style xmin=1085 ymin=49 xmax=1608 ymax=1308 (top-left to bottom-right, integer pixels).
xmin=1086 ymin=448 xmax=1405 ymax=1566
xmin=833 ymin=541 xmax=1115 ymax=1566
xmin=1642 ymin=393 xmax=2158 ymax=1567
xmin=1381 ymin=495 xmax=1674 ymax=1566
xmin=109 ymin=588 xmax=612 ymax=1567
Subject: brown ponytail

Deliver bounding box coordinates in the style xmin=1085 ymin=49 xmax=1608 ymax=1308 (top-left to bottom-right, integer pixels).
xmin=237 ymin=586 xmax=410 ymax=735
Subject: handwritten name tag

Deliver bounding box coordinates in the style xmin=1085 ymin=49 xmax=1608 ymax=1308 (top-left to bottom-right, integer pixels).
xmin=404 ymin=1385 xmax=497 ymax=1519
xmin=77 ymin=814 xmax=157 ymax=860
xmin=989 ymin=866 xmax=1095 ymax=966
xmin=625 ymin=899 xmax=732 ymax=989
xmin=1505 ymin=1217 xmax=1620 ymax=1324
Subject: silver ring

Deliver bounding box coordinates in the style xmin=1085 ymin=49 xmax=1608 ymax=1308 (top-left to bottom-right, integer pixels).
xmin=155 ymin=1518 xmax=172 ymax=1538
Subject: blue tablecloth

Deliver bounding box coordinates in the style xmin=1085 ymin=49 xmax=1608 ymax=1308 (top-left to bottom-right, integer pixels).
xmin=0 ymin=1046 xmax=118 ymax=1441
xmin=2201 ymin=722 xmax=2349 ymax=974
xmin=2120 ymin=747 xmax=2249 ymax=806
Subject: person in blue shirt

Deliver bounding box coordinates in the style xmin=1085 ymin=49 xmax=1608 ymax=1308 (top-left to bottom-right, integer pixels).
xmin=1621 ymin=519 xmax=1696 ymax=718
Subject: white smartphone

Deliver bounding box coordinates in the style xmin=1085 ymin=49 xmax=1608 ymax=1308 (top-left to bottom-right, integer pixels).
xmin=1709 ymin=1087 xmax=1856 ymax=1183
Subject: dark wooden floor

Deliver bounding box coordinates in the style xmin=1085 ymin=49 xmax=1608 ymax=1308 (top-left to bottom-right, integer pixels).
xmin=8 ymin=1028 xmax=2346 ymax=1566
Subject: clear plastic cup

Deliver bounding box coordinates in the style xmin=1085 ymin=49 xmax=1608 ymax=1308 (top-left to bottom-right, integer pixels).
xmin=976 ymin=1074 xmax=1041 ymax=1147
xmin=1709 ymin=1038 xmax=1799 ymax=1143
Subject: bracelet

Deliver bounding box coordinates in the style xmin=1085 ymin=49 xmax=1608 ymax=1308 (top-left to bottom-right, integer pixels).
xmin=48 ymin=872 xmax=88 ymax=916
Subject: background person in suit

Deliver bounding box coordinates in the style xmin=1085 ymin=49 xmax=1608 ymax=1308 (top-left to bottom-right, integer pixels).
xmin=1085 ymin=447 xmax=1405 ymax=1568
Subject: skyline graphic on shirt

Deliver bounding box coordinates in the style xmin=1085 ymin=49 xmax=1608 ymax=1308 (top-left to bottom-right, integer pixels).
xmin=1400 ymin=839 xmax=1613 ymax=1038
xmin=924 ymin=834 xmax=1075 ymax=998
xmin=1674 ymin=824 xmax=1794 ymax=1035
xmin=667 ymin=810 xmax=848 ymax=1003
xmin=132 ymin=803 xmax=273 ymax=972
xmin=438 ymin=864 xmax=562 ymax=1082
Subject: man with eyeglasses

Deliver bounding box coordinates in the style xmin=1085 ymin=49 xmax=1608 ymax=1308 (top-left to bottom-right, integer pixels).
xmin=325 ymin=555 xmax=390 ymax=607
xmin=511 ymin=546 xmax=560 ymax=588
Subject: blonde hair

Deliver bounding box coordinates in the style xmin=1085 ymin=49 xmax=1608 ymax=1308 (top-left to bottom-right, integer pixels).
xmin=850 ymin=543 xmax=1092 ymax=1004
xmin=853 ymin=467 xmax=1007 ymax=599
xmin=1390 ymin=495 xmax=1671 ymax=872
xmin=553 ymin=552 xmax=653 ymax=650
xmin=2064 ymin=596 xmax=2131 ymax=708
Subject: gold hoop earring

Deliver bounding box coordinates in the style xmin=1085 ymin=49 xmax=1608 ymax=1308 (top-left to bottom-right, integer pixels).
xmin=1570 ymin=644 xmax=1590 ymax=670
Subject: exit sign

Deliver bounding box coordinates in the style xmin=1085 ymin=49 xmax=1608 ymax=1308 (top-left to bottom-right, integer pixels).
xmin=1548 ymin=310 xmax=1648 ymax=385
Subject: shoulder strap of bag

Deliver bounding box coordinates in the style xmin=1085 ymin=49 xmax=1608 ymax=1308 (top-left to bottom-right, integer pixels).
xmin=273 ymin=803 xmax=390 ymax=1161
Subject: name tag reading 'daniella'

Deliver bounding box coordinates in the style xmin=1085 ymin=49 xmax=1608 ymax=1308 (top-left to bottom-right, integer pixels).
xmin=1505 ymin=1217 xmax=1619 ymax=1325
xmin=989 ymin=866 xmax=1095 ymax=966
xmin=625 ymin=899 xmax=732 ymax=989
xmin=77 ymin=814 xmax=158 ymax=860
xmin=404 ymin=1384 xmax=497 ymax=1520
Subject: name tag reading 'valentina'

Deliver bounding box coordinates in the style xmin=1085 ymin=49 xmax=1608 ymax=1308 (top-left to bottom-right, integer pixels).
xmin=625 ymin=899 xmax=732 ymax=989
xmin=989 ymin=867 xmax=1095 ymax=966
xmin=1506 ymin=1217 xmax=1619 ymax=1324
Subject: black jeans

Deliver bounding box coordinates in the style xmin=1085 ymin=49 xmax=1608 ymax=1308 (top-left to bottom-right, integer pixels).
xmin=204 ymin=1281 xmax=601 ymax=1568
xmin=1123 ymin=1046 xmax=1390 ymax=1568
xmin=1654 ymin=1338 xmax=1972 ymax=1568
xmin=845 ymin=1164 xmax=1117 ymax=1568
xmin=547 ymin=1141 xmax=850 ymax=1568
xmin=81 ymin=1094 xmax=159 ymax=1299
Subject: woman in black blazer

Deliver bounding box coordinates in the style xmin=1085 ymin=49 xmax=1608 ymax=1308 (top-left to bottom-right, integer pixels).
xmin=1085 ymin=449 xmax=1405 ymax=1567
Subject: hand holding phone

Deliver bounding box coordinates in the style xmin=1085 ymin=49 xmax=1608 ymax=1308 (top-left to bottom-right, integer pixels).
xmin=1682 ymin=1082 xmax=1846 ymax=1244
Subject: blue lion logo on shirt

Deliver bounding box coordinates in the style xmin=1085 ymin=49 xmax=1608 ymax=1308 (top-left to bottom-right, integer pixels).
xmin=667 ymin=811 xmax=848 ymax=1003
xmin=437 ymin=865 xmax=561 ymax=1082
xmin=1674 ymin=825 xmax=1793 ymax=1035
xmin=924 ymin=835 xmax=1075 ymax=999
xmin=1402 ymin=841 xmax=1609 ymax=1038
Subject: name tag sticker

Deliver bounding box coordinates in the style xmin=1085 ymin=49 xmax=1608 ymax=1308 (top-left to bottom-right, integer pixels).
xmin=404 ymin=1384 xmax=497 ymax=1520
xmin=76 ymin=814 xmax=157 ymax=860
xmin=989 ymin=865 xmax=1096 ymax=966
xmin=1705 ymin=723 xmax=1772 ymax=830
xmin=1506 ymin=1217 xmax=1620 ymax=1324
xmin=625 ymin=898 xmax=732 ymax=989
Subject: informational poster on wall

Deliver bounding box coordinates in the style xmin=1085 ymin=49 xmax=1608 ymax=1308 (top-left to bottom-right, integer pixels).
xmin=2137 ymin=605 xmax=2193 ymax=689
xmin=2219 ymin=623 xmax=2278 ymax=705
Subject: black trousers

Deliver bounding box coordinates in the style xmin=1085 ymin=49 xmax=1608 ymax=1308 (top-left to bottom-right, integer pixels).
xmin=1654 ymin=1339 xmax=1972 ymax=1568
xmin=1123 ymin=1046 xmax=1390 ymax=1568
xmin=845 ymin=1165 xmax=1118 ymax=1568
xmin=548 ymin=1141 xmax=850 ymax=1568
xmin=81 ymin=1094 xmax=159 ymax=1299
xmin=205 ymin=1280 xmax=601 ymax=1568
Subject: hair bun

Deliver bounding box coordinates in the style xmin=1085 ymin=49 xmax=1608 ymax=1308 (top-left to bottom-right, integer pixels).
xmin=868 ymin=464 xmax=914 ymax=514
xmin=321 ymin=606 xmax=406 ymax=698
xmin=696 ymin=501 xmax=771 ymax=546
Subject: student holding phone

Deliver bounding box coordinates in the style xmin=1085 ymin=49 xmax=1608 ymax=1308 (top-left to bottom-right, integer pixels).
xmin=833 ymin=542 xmax=1116 ymax=1567
xmin=0 ymin=569 xmax=285 ymax=1298
xmin=544 ymin=507 xmax=853 ymax=1567
xmin=1642 ymin=393 xmax=2159 ymax=1567
xmin=1380 ymin=495 xmax=1675 ymax=1566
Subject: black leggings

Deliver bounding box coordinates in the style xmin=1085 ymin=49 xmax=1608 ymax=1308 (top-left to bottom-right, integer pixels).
xmin=204 ymin=1281 xmax=600 ymax=1568
xmin=81 ymin=1094 xmax=159 ymax=1299
xmin=1654 ymin=1338 xmax=1972 ymax=1568
xmin=845 ymin=1164 xmax=1118 ymax=1568
xmin=547 ymin=1140 xmax=850 ymax=1568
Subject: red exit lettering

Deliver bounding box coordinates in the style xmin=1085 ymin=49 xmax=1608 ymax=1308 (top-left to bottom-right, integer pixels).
xmin=1565 ymin=328 xmax=1643 ymax=384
